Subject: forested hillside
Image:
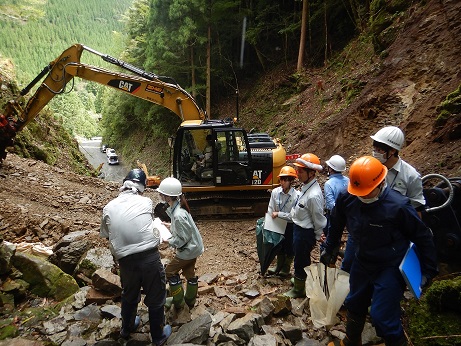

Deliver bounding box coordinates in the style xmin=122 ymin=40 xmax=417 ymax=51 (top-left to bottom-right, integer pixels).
xmin=0 ymin=0 xmax=131 ymax=82
xmin=0 ymin=0 xmax=132 ymax=141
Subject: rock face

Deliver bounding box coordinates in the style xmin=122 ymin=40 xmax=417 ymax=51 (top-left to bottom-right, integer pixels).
xmin=11 ymin=252 xmax=79 ymax=301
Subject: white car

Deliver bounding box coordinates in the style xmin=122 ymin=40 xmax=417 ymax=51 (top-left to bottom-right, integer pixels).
xmin=106 ymin=148 xmax=116 ymax=157
xmin=107 ymin=153 xmax=119 ymax=165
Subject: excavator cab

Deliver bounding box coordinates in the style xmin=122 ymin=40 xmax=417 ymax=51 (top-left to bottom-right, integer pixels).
xmin=173 ymin=120 xmax=252 ymax=187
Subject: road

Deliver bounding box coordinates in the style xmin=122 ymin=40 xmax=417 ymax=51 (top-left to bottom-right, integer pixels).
xmin=78 ymin=138 xmax=128 ymax=183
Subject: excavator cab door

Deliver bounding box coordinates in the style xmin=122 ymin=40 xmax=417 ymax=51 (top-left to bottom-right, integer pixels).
xmin=214 ymin=129 xmax=252 ymax=186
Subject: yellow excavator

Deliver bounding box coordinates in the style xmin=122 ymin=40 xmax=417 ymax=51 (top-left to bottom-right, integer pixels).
xmin=0 ymin=44 xmax=287 ymax=216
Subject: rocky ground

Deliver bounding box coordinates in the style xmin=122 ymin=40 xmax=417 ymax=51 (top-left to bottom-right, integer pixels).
xmin=0 ymin=153 xmax=360 ymax=346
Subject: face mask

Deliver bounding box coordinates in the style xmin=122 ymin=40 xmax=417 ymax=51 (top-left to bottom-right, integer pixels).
xmin=358 ymin=195 xmax=380 ymax=204
xmin=372 ymin=150 xmax=388 ymax=164
xmin=358 ymin=184 xmax=384 ymax=204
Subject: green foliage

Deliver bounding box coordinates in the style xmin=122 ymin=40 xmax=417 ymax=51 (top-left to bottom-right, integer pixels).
xmin=435 ymin=84 xmax=461 ymax=126
xmin=0 ymin=0 xmax=131 ymax=83
xmin=406 ymin=277 xmax=461 ymax=345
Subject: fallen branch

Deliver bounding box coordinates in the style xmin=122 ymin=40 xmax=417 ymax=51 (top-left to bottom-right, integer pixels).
xmin=421 ymin=335 xmax=461 ymax=340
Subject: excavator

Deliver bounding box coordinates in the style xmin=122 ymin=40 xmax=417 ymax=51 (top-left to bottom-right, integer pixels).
xmin=0 ymin=44 xmax=287 ymax=216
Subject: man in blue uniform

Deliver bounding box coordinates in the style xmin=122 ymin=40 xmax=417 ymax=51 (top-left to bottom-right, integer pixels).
xmin=321 ymin=156 xmax=438 ymax=346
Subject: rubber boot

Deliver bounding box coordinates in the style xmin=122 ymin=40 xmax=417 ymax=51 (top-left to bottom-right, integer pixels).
xmin=267 ymin=254 xmax=285 ymax=275
xmin=120 ymin=315 xmax=140 ymax=339
xmin=184 ymin=276 xmax=198 ymax=307
xmin=327 ymin=337 xmax=358 ymax=346
xmin=343 ymin=311 xmax=365 ymax=346
xmin=283 ymin=276 xmax=306 ymax=298
xmin=165 ymin=275 xmax=184 ymax=309
xmin=278 ymin=256 xmax=294 ymax=277
xmin=384 ymin=335 xmax=407 ymax=346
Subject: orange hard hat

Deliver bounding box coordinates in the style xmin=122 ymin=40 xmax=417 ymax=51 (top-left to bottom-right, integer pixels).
xmin=294 ymin=153 xmax=323 ymax=171
xmin=347 ymin=156 xmax=387 ymax=196
xmin=278 ymin=166 xmax=297 ymax=178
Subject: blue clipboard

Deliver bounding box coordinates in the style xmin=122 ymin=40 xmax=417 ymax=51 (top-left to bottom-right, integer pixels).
xmin=399 ymin=242 xmax=422 ymax=299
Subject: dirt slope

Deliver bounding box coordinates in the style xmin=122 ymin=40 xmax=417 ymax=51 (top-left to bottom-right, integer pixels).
xmin=237 ymin=0 xmax=461 ymax=178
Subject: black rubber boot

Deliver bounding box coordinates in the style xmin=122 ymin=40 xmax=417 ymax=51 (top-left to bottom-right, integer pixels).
xmin=384 ymin=335 xmax=407 ymax=346
xmin=345 ymin=311 xmax=365 ymax=346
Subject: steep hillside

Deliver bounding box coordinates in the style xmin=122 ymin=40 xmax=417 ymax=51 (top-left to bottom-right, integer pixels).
xmin=236 ymin=0 xmax=461 ymax=178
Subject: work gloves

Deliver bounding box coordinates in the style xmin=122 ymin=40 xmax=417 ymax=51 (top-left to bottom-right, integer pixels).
xmin=320 ymin=249 xmax=335 ymax=266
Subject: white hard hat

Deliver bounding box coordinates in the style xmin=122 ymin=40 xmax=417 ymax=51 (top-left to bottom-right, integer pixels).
xmin=326 ymin=155 xmax=346 ymax=172
xmin=370 ymin=126 xmax=405 ymax=151
xmin=157 ymin=177 xmax=182 ymax=196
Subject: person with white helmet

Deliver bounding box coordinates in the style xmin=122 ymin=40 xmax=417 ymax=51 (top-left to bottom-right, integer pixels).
xmin=324 ymin=154 xmax=349 ymax=213
xmin=157 ymin=177 xmax=204 ymax=310
xmin=284 ymin=153 xmax=327 ymax=298
xmin=321 ymin=155 xmax=349 ymax=253
xmin=371 ymin=126 xmax=426 ymax=211
xmin=266 ymin=166 xmax=299 ymax=277
xmin=320 ymin=156 xmax=438 ymax=346
xmin=100 ymin=169 xmax=171 ymax=345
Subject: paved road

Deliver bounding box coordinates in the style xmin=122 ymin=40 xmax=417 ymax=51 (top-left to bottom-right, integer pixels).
xmin=78 ymin=139 xmax=128 ymax=183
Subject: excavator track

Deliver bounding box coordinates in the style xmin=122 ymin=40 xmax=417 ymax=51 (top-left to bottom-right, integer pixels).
xmin=184 ymin=190 xmax=269 ymax=218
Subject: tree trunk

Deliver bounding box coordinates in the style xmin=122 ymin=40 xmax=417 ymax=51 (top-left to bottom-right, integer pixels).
xmin=206 ymin=25 xmax=211 ymax=118
xmin=324 ymin=0 xmax=328 ymax=66
xmin=191 ymin=45 xmax=196 ymax=98
xmin=297 ymin=0 xmax=308 ymax=72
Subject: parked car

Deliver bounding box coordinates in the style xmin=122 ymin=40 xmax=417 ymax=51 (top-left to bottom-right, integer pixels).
xmin=100 ymin=144 xmax=108 ymax=153
xmin=106 ymin=148 xmax=116 ymax=157
xmin=107 ymin=153 xmax=119 ymax=165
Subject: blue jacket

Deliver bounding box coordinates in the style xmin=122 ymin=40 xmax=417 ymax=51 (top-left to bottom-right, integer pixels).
xmin=325 ymin=187 xmax=438 ymax=278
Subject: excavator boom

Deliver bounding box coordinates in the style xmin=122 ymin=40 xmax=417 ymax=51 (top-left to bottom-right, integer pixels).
xmin=0 ymin=44 xmax=205 ymax=156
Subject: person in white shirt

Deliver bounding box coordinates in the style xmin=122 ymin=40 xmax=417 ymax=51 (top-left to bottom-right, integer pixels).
xmin=284 ymin=153 xmax=326 ymax=298
xmin=266 ymin=166 xmax=299 ymax=277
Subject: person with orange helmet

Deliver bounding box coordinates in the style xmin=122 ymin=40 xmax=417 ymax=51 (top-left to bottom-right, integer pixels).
xmin=266 ymin=166 xmax=299 ymax=277
xmin=320 ymin=156 xmax=438 ymax=346
xmin=284 ymin=153 xmax=327 ymax=298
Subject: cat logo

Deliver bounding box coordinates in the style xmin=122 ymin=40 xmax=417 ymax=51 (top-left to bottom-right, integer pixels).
xmin=107 ymin=79 xmax=141 ymax=94
xmin=252 ymin=170 xmax=262 ymax=185
xmin=146 ymin=85 xmax=164 ymax=94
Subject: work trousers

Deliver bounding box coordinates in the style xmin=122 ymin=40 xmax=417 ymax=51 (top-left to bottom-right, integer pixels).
xmin=341 ymin=234 xmax=357 ymax=273
xmin=346 ymin=259 xmax=406 ymax=343
xmin=292 ymin=224 xmax=315 ymax=279
xmin=279 ymin=222 xmax=294 ymax=257
xmin=118 ymin=248 xmax=166 ymax=340
xmin=165 ymin=256 xmax=197 ymax=280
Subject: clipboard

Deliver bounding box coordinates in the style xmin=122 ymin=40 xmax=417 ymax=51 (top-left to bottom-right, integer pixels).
xmin=263 ymin=212 xmax=288 ymax=234
xmin=399 ymin=242 xmax=422 ymax=299
xmin=153 ymin=217 xmax=172 ymax=242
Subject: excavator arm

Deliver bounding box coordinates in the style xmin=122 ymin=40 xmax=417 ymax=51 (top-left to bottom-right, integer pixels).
xmin=0 ymin=44 xmax=206 ymax=160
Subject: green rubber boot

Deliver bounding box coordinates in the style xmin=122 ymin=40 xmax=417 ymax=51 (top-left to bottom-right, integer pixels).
xmin=283 ymin=276 xmax=306 ymax=298
xmin=184 ymin=276 xmax=198 ymax=307
xmin=267 ymin=254 xmax=285 ymax=275
xmin=278 ymin=256 xmax=293 ymax=277
xmin=166 ymin=275 xmax=184 ymax=309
